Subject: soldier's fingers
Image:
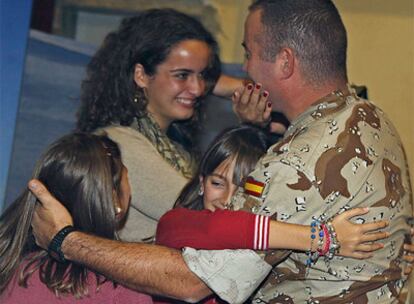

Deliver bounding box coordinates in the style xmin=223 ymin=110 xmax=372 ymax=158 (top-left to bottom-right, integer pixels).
xmin=28 ymin=179 xmax=56 ymax=207
xmin=404 ymin=265 xmax=413 ymax=275
xmin=402 ymin=254 xmax=414 ymax=263
xmin=404 ymin=243 xmax=414 ymax=254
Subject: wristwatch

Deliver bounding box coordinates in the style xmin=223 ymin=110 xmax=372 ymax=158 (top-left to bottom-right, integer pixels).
xmin=48 ymin=225 xmax=76 ymax=263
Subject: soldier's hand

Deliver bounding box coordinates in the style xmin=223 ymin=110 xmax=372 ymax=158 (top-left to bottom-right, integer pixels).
xmin=331 ymin=207 xmax=389 ymax=259
xmin=402 ymin=228 xmax=414 ymax=275
xmin=232 ymin=82 xmax=272 ymax=128
xmin=28 ymin=179 xmax=73 ymax=249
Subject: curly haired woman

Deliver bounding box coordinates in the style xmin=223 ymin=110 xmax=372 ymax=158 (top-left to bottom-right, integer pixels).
xmin=76 ymin=9 xmax=225 ymax=241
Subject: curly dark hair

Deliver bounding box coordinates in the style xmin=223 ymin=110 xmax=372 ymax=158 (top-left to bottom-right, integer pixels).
xmin=77 ymin=9 xmax=221 ymax=150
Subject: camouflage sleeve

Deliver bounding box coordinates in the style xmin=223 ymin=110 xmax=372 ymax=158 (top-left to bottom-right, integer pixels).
xmin=232 ymin=157 xmax=324 ymax=226
xmin=182 ymin=248 xmax=272 ymax=303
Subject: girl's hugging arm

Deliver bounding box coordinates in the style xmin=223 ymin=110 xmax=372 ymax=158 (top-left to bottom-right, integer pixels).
xmin=156 ymin=207 xmax=389 ymax=259
xmin=155 ymin=208 xmax=269 ymax=250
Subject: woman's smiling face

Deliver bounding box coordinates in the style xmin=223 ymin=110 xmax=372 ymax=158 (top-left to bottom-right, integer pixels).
xmin=135 ymin=39 xmax=211 ymax=131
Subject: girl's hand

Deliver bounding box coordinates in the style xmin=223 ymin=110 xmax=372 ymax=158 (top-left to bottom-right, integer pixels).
xmin=331 ymin=207 xmax=389 ymax=259
xmin=232 ymin=82 xmax=272 ymax=128
xmin=402 ymin=228 xmax=414 ymax=275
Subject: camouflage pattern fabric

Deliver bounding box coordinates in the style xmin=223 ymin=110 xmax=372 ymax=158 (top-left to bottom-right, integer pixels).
xmin=184 ymin=88 xmax=413 ymax=303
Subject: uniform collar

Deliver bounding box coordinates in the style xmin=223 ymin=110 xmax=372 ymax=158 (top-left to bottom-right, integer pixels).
xmin=284 ymin=84 xmax=358 ymax=138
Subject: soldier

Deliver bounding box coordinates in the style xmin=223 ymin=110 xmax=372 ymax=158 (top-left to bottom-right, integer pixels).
xmin=28 ymin=0 xmax=412 ymax=303
xmin=181 ymin=0 xmax=413 ymax=302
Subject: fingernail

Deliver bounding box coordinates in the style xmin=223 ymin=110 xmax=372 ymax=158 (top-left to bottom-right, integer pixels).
xmin=247 ymin=84 xmax=253 ymax=90
xmin=267 ymin=102 xmax=272 ymax=108
xmin=255 ymin=83 xmax=262 ymax=90
xmin=28 ymin=180 xmax=37 ymax=190
xmin=364 ymin=207 xmax=370 ymax=211
xmin=263 ymin=91 xmax=269 ymax=97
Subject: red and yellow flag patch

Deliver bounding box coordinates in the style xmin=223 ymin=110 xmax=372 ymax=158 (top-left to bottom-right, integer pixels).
xmin=244 ymin=177 xmax=265 ymax=197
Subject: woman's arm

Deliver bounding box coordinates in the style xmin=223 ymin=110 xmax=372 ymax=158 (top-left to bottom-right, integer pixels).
xmin=156 ymin=207 xmax=389 ymax=259
xmin=212 ymin=74 xmax=244 ymax=98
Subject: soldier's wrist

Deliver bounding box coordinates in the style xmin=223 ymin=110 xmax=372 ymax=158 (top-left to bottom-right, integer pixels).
xmin=48 ymin=225 xmax=77 ymax=263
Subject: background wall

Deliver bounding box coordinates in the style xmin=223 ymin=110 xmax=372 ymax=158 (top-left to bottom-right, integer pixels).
xmin=0 ymin=0 xmax=32 ymax=210
xmin=207 ymin=0 xmax=251 ymax=63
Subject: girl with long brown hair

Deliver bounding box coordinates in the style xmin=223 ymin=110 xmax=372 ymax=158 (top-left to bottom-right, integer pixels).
xmin=0 ymin=133 xmax=151 ymax=303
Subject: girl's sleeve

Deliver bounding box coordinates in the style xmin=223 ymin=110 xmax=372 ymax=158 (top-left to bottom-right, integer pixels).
xmin=156 ymin=208 xmax=269 ymax=250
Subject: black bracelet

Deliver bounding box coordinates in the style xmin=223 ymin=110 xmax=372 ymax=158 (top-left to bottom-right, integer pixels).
xmin=48 ymin=225 xmax=76 ymax=263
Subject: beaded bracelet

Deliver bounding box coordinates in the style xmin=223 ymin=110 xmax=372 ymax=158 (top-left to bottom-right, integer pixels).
xmin=325 ymin=220 xmax=341 ymax=259
xmin=306 ymin=218 xmax=341 ymax=266
xmin=306 ymin=220 xmax=325 ymax=266
xmin=318 ymin=223 xmax=330 ymax=257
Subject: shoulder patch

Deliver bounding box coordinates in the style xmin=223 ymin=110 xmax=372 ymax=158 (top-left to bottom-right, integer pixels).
xmin=244 ymin=177 xmax=265 ymax=197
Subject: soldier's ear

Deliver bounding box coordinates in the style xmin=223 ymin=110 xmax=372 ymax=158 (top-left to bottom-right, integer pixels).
xmin=134 ymin=64 xmax=150 ymax=88
xmin=277 ymin=48 xmax=294 ymax=79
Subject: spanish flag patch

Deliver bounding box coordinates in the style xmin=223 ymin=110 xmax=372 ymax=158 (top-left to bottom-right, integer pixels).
xmin=244 ymin=177 xmax=265 ymax=197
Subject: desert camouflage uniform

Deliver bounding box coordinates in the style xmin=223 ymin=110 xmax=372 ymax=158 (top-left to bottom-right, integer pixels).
xmin=184 ymin=88 xmax=413 ymax=303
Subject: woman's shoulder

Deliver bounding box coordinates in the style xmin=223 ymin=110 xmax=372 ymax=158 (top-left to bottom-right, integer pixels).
xmin=96 ymin=125 xmax=157 ymax=153
xmin=97 ymin=124 xmax=148 ymax=142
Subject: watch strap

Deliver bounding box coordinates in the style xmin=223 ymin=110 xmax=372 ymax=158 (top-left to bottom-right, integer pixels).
xmin=48 ymin=225 xmax=76 ymax=263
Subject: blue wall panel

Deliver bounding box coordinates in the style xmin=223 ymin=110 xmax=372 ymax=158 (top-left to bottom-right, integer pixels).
xmin=0 ymin=0 xmax=33 ymax=210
